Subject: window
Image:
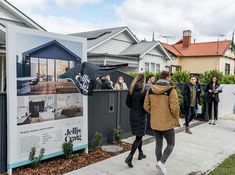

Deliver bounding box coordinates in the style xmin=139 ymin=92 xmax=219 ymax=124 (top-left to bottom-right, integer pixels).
xmin=30 ymin=58 xmax=72 ymax=82
xmin=145 ymin=63 xmax=150 ymax=72
xmin=150 ymin=63 xmax=155 ymax=72
xmin=165 ymin=66 xmax=170 ymax=72
xmin=56 ymin=60 xmax=69 ymax=81
xmin=39 ymin=59 xmax=47 ymax=81
xmin=156 ymin=64 xmax=160 ymax=73
xmin=225 ymin=63 xmax=230 ymax=75
xmin=48 ymin=59 xmax=55 ymax=81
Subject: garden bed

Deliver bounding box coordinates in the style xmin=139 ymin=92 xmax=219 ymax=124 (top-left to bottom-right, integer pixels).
xmin=8 ymin=142 xmax=131 ymax=175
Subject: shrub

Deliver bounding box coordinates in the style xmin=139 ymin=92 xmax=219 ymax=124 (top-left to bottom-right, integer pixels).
xmin=176 ymin=88 xmax=183 ymax=107
xmin=128 ymin=72 xmax=160 ymax=82
xmin=92 ymin=132 xmax=102 ymax=149
xmin=155 ymin=72 xmax=160 ymax=81
xmin=200 ymin=69 xmax=223 ymax=84
xmin=62 ymin=141 xmax=73 ymax=159
xmin=29 ymin=147 xmax=45 ymax=167
xmin=113 ymin=126 xmax=122 ymax=143
xmin=221 ymin=75 xmax=235 ymax=84
xmin=128 ymin=72 xmax=138 ymax=78
xmin=172 ymin=71 xmax=190 ymax=83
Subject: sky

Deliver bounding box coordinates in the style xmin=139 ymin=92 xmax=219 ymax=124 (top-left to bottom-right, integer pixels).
xmin=8 ymin=0 xmax=235 ymax=44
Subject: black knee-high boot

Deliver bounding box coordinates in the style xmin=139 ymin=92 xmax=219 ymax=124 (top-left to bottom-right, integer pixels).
xmin=138 ymin=140 xmax=146 ymax=160
xmin=125 ymin=136 xmax=142 ymax=167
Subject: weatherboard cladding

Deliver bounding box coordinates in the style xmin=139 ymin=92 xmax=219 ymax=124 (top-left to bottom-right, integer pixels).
xmin=71 ymin=27 xmax=128 ymax=50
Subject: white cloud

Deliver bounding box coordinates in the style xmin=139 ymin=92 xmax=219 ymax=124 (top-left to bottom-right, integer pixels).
xmin=30 ymin=14 xmax=98 ymax=34
xmin=115 ymin=0 xmax=235 ymax=43
xmin=8 ymin=0 xmax=48 ymax=12
xmin=54 ymin=0 xmax=103 ymax=10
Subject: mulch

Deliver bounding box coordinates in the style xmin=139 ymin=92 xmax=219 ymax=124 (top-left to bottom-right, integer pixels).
xmin=6 ymin=142 xmax=131 ymax=175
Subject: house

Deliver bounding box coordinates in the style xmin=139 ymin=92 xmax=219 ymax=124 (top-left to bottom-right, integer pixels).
xmin=0 ymin=0 xmax=46 ymax=91
xmin=71 ymin=27 xmax=172 ymax=73
xmin=162 ymin=30 xmax=235 ymax=75
xmin=120 ymin=40 xmax=172 ymax=72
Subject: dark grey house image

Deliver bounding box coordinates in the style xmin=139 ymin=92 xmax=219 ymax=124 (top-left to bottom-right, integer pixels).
xmin=17 ymin=40 xmax=81 ymax=95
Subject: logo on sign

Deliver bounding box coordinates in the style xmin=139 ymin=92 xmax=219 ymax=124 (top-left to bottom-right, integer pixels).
xmin=75 ymin=73 xmax=91 ymax=94
xmin=65 ymin=127 xmax=82 ymax=142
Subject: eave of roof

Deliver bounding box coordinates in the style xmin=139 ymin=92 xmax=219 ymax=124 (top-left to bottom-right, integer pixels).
xmin=1 ymin=0 xmax=46 ymax=31
xmin=88 ymin=53 xmax=140 ymax=60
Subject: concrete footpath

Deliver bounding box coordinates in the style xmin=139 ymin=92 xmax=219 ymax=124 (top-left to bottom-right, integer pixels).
xmin=67 ymin=119 xmax=235 ymax=175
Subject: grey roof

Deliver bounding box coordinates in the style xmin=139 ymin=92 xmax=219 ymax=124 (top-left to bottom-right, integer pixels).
xmin=70 ymin=26 xmax=139 ymax=50
xmin=120 ymin=41 xmax=160 ymax=56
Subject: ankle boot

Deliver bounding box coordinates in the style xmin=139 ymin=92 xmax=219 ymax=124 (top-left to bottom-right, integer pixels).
xmin=185 ymin=127 xmax=192 ymax=134
xmin=125 ymin=154 xmax=134 ymax=168
xmin=138 ymin=151 xmax=146 ymax=160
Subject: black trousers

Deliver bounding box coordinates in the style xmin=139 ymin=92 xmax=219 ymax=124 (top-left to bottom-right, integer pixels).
xmin=154 ymin=129 xmax=175 ymax=164
xmin=208 ymin=98 xmax=218 ymax=120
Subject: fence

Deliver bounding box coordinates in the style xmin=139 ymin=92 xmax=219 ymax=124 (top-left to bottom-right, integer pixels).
xmin=88 ymin=90 xmax=131 ymax=146
xmin=0 ymin=92 xmax=7 ymax=173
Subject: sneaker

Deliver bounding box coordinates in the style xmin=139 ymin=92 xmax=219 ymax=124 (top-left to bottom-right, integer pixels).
xmin=209 ymin=120 xmax=212 ymax=124
xmin=213 ymin=120 xmax=216 ymax=125
xmin=156 ymin=161 xmax=166 ymax=175
xmin=185 ymin=127 xmax=192 ymax=134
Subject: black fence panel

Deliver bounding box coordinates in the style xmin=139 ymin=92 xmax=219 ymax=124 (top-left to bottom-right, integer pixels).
xmin=118 ymin=90 xmax=132 ymax=138
xmin=88 ymin=90 xmax=119 ymax=146
xmin=88 ymin=90 xmax=132 ymax=146
xmin=0 ymin=92 xmax=7 ymax=173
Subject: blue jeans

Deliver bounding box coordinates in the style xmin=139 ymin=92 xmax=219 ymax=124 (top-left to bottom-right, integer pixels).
xmin=185 ymin=106 xmax=197 ymax=127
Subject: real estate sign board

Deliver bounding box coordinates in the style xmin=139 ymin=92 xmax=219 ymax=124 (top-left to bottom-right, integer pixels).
xmin=5 ymin=24 xmax=88 ymax=170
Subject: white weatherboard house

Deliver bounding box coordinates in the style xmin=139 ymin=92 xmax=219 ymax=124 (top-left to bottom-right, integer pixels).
xmin=0 ymin=0 xmax=45 ymax=91
xmin=71 ymin=27 xmax=172 ymax=73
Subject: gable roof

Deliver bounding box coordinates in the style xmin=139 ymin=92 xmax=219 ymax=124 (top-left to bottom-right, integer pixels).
xmin=23 ymin=40 xmax=81 ymax=62
xmin=71 ymin=26 xmax=139 ymax=51
xmin=162 ymin=40 xmax=232 ymax=57
xmin=0 ymin=0 xmax=45 ymax=31
xmin=120 ymin=41 xmax=172 ymax=60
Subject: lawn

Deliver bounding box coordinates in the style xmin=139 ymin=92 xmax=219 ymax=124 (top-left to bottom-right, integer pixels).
xmin=210 ymin=154 xmax=235 ymax=175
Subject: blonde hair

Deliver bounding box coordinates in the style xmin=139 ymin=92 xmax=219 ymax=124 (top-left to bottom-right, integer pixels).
xmin=129 ymin=73 xmax=145 ymax=95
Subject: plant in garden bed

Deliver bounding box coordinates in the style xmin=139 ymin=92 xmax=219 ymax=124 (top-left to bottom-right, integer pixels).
xmin=62 ymin=141 xmax=78 ymax=159
xmin=113 ymin=126 xmax=122 ymax=143
xmin=29 ymin=147 xmax=45 ymax=168
xmin=92 ymin=132 xmax=102 ymax=149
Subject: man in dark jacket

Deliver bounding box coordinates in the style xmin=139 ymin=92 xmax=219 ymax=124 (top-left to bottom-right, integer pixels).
xmin=183 ymin=75 xmax=199 ymax=134
xmin=101 ymin=74 xmax=113 ymax=89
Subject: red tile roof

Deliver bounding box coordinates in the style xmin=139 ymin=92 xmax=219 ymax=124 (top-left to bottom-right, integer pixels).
xmin=162 ymin=40 xmax=232 ymax=57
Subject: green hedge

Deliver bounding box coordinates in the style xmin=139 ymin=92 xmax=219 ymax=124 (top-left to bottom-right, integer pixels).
xmin=128 ymin=69 xmax=235 ymax=84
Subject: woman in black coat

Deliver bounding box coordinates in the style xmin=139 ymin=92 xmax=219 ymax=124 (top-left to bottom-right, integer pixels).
xmin=125 ymin=73 xmax=147 ymax=168
xmin=205 ymin=76 xmax=223 ymax=125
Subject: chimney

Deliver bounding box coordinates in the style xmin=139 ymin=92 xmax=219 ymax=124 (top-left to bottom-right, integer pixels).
xmin=182 ymin=30 xmax=192 ymax=48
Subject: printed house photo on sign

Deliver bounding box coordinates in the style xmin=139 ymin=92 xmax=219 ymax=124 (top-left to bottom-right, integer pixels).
xmin=16 ymin=39 xmax=81 ymax=96
xmin=15 ymin=33 xmax=84 ymax=126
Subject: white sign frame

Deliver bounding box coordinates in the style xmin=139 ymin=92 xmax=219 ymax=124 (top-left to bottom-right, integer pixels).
xmin=5 ymin=24 xmax=88 ymax=173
